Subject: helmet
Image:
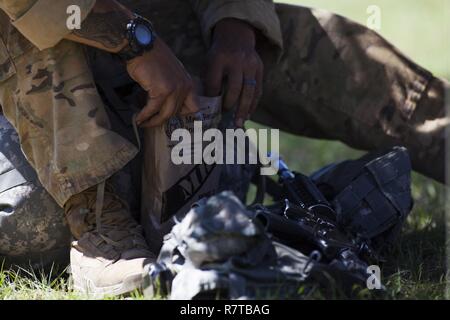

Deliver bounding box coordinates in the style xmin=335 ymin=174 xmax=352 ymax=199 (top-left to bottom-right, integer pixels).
xmin=0 ymin=115 xmax=70 ymax=270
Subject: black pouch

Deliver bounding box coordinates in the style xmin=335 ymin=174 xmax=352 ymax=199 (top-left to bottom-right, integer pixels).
xmin=310 ymin=146 xmax=413 ymax=254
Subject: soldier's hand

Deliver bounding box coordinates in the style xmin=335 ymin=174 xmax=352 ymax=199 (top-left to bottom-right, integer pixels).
xmin=126 ymin=37 xmax=200 ymax=127
xmin=205 ymin=18 xmax=264 ymax=127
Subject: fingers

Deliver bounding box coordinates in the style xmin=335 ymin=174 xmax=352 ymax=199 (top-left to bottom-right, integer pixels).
xmin=135 ymin=95 xmax=165 ymax=125
xmin=139 ymin=94 xmax=178 ymax=128
xmin=205 ymin=58 xmax=224 ymax=97
xmin=138 ymin=82 xmax=200 ymax=127
xmin=235 ymin=70 xmax=256 ymax=127
xmin=126 ymin=37 xmax=201 ymax=128
xmin=206 ymin=51 xmax=264 ymax=127
xmin=236 ymin=54 xmax=264 ymax=126
xmin=224 ymin=67 xmax=243 ymax=110
xmin=249 ymin=64 xmax=264 ymax=116
xmin=204 ymin=43 xmax=265 ymax=126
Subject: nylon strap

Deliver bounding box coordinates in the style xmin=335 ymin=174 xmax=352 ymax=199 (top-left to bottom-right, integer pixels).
xmin=95 ymin=180 xmax=106 ymax=233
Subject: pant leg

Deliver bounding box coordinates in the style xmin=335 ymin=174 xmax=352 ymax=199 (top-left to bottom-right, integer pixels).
xmin=0 ymin=107 xmax=145 ymax=268
xmin=140 ymin=1 xmax=448 ymax=183
xmin=0 ymin=12 xmax=139 ymax=206
xmin=252 ymin=4 xmax=449 ymax=183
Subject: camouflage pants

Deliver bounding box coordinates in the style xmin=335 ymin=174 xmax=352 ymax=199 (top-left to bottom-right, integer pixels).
xmin=0 ymin=111 xmax=139 ymax=267
xmin=263 ymin=7 xmax=448 ymax=185
xmin=0 ymin=0 xmax=448 ymax=209
xmin=141 ymin=0 xmax=448 ymax=183
xmin=0 ymin=0 xmax=448 ymax=210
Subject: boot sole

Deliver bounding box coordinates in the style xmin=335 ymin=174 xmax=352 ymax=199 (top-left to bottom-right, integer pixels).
xmin=72 ymin=271 xmax=143 ymax=299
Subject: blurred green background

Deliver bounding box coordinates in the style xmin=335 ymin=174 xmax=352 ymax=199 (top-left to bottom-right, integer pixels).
xmin=247 ymin=0 xmax=449 ymax=298
xmin=283 ymin=0 xmax=449 ymax=78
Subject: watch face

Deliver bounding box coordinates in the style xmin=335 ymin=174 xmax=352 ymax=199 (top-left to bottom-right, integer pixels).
xmin=135 ymin=24 xmax=153 ymax=46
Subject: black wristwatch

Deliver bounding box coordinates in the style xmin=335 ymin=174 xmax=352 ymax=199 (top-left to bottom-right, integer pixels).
xmin=118 ymin=14 xmax=156 ymax=61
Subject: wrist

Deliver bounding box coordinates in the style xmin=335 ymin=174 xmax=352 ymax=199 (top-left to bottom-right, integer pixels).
xmin=126 ymin=37 xmax=158 ymax=66
xmin=213 ymin=18 xmax=256 ymax=47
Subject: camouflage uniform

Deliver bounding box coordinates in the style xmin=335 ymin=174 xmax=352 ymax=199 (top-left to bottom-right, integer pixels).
xmin=0 ymin=1 xmax=448 ymax=262
xmin=0 ymin=111 xmax=142 ymax=267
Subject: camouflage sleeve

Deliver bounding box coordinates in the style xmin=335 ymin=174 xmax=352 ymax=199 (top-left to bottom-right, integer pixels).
xmin=189 ymin=0 xmax=283 ymax=53
xmin=0 ymin=0 xmax=97 ymax=50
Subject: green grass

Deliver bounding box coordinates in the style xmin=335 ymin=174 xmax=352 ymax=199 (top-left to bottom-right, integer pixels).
xmin=0 ymin=265 xmax=145 ymax=300
xmin=1 ymin=0 xmax=448 ymax=300
xmin=0 ymin=266 xmax=79 ymax=300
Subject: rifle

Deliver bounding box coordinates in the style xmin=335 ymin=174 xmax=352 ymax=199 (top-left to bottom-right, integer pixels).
xmin=249 ymin=156 xmax=378 ymax=284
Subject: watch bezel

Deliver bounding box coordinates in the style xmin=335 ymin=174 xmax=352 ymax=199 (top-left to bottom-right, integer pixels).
xmin=120 ymin=14 xmax=156 ymax=61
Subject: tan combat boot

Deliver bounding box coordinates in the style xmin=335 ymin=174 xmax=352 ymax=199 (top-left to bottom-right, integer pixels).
xmin=64 ymin=181 xmax=155 ymax=298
